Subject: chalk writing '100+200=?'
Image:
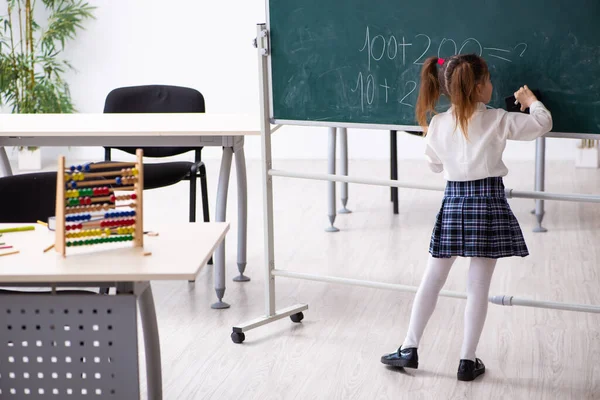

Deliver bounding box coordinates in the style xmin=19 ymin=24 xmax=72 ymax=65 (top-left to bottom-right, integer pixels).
xmin=351 ymin=26 xmax=528 ymax=112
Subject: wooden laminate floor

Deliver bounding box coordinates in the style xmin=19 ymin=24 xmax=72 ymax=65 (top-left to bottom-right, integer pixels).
xmin=18 ymin=157 xmax=600 ymax=399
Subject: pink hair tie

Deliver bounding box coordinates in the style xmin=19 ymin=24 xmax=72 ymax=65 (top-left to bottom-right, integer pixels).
xmin=437 ymin=58 xmax=445 ymax=66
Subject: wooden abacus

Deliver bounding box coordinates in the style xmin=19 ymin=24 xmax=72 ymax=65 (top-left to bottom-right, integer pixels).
xmin=55 ymin=149 xmax=144 ymax=257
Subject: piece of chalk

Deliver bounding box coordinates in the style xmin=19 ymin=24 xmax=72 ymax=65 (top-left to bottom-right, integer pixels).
xmin=0 ymin=226 xmax=35 ymax=234
xmin=514 ymin=99 xmax=519 ymax=105
xmin=0 ymin=250 xmax=19 ymax=257
xmin=0 ymin=245 xmax=13 ymax=250
xmin=37 ymin=220 xmax=48 ymax=227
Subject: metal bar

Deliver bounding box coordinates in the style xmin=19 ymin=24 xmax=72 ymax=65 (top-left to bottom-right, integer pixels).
xmin=508 ymin=189 xmax=600 ymax=203
xmin=489 ymin=295 xmax=600 ymax=314
xmin=232 ymin=304 xmax=309 ymax=333
xmin=270 ymin=169 xmax=445 ymax=191
xmin=339 ymin=127 xmax=350 ymax=214
xmin=270 ymin=119 xmax=600 ymax=140
xmin=269 ymin=170 xmax=600 ymax=204
xmin=533 ymin=137 xmax=548 ymax=232
xmin=137 ymin=283 xmax=163 ymax=400
xmin=271 ymin=119 xmax=422 ymax=132
xmin=212 ymin=147 xmax=232 ymax=309
xmin=258 ymin=23 xmax=277 ymax=317
xmin=545 ymin=132 xmax=600 ymax=140
xmin=326 ymin=128 xmax=339 ymax=232
xmin=272 ymin=269 xmax=466 ymax=299
xmin=273 ymin=270 xmax=600 ymax=314
xmin=234 ymin=147 xmax=249 ymax=282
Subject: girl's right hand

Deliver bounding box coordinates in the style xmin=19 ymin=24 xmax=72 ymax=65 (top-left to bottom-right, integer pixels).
xmin=514 ymin=85 xmax=538 ymax=111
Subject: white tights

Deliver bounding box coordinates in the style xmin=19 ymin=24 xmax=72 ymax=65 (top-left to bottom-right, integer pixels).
xmin=402 ymin=255 xmax=497 ymax=361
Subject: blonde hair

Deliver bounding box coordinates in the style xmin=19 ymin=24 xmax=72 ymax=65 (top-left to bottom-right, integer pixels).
xmin=416 ymin=54 xmax=490 ymax=138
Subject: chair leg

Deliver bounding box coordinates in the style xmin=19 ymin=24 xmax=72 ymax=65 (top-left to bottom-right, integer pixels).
xmin=200 ymin=164 xmax=210 ymax=224
xmin=187 ymin=167 xmax=198 ymax=283
xmin=104 ymin=148 xmax=112 ymax=162
xmin=99 ymin=286 xmax=110 ymax=295
xmin=189 ymin=165 xmax=198 ymax=223
xmin=199 ymin=163 xmax=213 ymax=265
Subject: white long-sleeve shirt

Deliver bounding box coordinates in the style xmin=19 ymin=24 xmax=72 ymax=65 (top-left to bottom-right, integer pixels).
xmin=424 ymin=101 xmax=553 ymax=181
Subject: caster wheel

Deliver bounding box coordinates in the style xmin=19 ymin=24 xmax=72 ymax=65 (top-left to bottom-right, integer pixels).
xmin=231 ymin=331 xmax=245 ymax=344
xmin=290 ymin=312 xmax=304 ymax=323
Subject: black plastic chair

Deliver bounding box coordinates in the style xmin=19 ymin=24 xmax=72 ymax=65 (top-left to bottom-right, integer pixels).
xmin=0 ymin=172 xmax=99 ymax=295
xmin=103 ymin=85 xmax=210 ymax=225
xmin=0 ymin=172 xmax=58 ymax=223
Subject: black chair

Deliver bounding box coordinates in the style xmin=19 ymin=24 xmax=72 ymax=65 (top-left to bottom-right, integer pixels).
xmin=103 ymin=85 xmax=210 ymax=226
xmin=0 ymin=172 xmax=58 ymax=223
xmin=0 ymin=172 xmax=98 ymax=295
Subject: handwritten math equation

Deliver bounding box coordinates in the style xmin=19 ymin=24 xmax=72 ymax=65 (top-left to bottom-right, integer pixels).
xmin=351 ymin=26 xmax=528 ymax=112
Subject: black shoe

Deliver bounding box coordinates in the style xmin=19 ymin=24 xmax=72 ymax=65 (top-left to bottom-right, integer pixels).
xmin=457 ymin=358 xmax=485 ymax=381
xmin=380 ymin=347 xmax=418 ymax=369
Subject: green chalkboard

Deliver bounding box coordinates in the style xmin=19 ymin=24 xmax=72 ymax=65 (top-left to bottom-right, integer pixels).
xmin=268 ymin=0 xmax=600 ymax=134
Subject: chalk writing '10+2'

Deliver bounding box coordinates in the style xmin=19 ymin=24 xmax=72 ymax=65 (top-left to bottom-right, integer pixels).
xmin=351 ymin=73 xmax=417 ymax=112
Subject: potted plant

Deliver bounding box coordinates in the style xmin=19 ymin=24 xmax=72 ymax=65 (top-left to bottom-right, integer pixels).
xmin=0 ymin=0 xmax=94 ymax=170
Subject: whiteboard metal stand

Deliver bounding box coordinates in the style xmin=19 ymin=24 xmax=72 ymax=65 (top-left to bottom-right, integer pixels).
xmin=326 ymin=127 xmax=351 ymax=233
xmin=532 ymin=132 xmax=600 ymax=232
xmin=230 ymin=24 xmax=308 ymax=345
xmin=326 ymin=127 xmax=339 ymax=232
xmin=533 ymin=137 xmax=548 ymax=232
xmin=339 ymin=128 xmax=351 ymax=215
xmin=232 ymin=23 xmax=600 ymax=344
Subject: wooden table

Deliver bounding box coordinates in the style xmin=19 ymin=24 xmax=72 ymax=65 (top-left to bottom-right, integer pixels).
xmin=0 ymin=113 xmax=259 ymax=309
xmin=0 ymin=222 xmax=229 ymax=399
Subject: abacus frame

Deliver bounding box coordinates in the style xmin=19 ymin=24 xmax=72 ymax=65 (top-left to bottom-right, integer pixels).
xmin=55 ymin=149 xmax=144 ymax=256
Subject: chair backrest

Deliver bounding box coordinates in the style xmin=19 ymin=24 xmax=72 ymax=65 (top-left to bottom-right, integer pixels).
xmin=103 ymin=85 xmax=205 ymax=158
xmin=0 ymin=172 xmax=57 ymax=223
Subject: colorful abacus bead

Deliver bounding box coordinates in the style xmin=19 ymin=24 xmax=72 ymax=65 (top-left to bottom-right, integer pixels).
xmin=65 ymin=223 xmax=83 ymax=231
xmin=66 ymin=213 xmax=92 ymax=223
xmin=104 ymin=210 xmax=136 ymax=219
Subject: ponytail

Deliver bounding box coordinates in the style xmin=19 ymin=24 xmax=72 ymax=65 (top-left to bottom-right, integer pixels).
xmin=415 ymin=56 xmax=441 ymax=133
xmin=450 ymin=61 xmax=478 ymax=138
xmin=416 ymin=53 xmax=489 ymax=139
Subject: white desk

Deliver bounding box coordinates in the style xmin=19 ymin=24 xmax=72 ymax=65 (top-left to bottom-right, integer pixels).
xmin=0 ymin=222 xmax=229 ymax=399
xmin=0 ymin=113 xmax=260 ymax=309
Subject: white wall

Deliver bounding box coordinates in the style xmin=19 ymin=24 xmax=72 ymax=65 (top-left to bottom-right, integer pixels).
xmin=6 ymin=0 xmax=577 ymax=163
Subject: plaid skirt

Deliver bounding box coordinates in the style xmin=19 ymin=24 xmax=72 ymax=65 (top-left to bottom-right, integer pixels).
xmin=429 ymin=177 xmax=529 ymax=259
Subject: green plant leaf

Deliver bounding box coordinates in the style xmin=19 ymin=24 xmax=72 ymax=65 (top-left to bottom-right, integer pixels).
xmin=0 ymin=0 xmax=94 ymax=115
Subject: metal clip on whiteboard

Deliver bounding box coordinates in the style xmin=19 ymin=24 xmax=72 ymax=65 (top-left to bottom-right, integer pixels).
xmin=253 ymin=26 xmax=270 ymax=56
